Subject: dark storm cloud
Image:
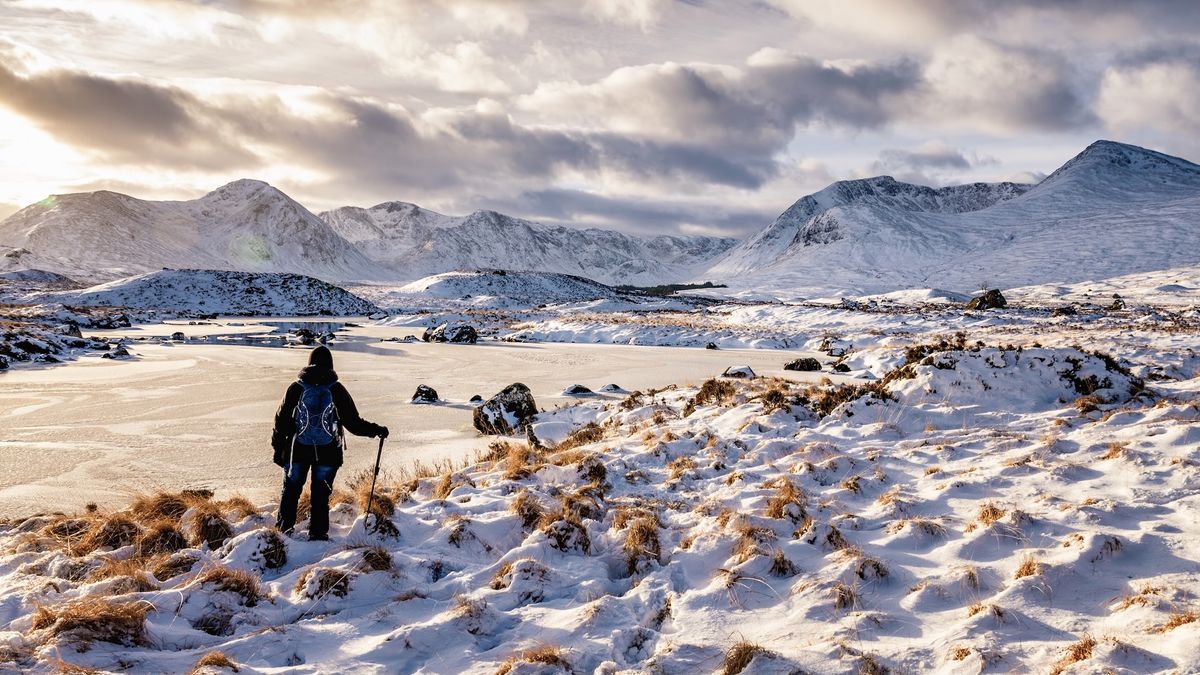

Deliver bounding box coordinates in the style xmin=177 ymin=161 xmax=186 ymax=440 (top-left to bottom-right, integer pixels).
xmin=0 ymin=60 xmax=258 ymax=170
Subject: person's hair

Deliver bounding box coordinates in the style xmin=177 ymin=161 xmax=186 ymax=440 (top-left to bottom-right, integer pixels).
xmin=308 ymin=345 xmax=334 ymax=369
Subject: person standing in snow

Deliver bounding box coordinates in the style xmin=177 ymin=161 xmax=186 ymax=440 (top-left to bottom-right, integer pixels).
xmin=271 ymin=345 xmax=388 ymax=540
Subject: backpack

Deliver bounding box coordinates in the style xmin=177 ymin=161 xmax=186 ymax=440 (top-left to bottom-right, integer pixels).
xmin=294 ymin=381 xmax=340 ymax=446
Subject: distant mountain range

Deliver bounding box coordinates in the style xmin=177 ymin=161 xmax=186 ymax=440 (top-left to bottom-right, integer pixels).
xmin=1 ymin=140 xmax=1197 ymax=296
xmin=705 ymin=140 xmax=1200 ymax=297
xmin=0 ymin=181 xmax=734 ymax=286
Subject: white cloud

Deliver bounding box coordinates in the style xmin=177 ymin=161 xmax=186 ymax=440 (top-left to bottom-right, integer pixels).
xmin=1098 ymin=59 xmax=1200 ymax=136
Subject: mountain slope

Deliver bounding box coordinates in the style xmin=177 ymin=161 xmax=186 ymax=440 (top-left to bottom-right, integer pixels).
xmin=36 ymin=269 xmax=380 ymax=316
xmin=707 ymin=141 xmax=1200 ymax=298
xmin=0 ymin=180 xmax=383 ymax=283
xmin=319 ymin=204 xmax=736 ymax=286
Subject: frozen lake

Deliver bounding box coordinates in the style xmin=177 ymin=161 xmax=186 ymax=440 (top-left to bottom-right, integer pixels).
xmin=0 ymin=319 xmax=830 ymax=516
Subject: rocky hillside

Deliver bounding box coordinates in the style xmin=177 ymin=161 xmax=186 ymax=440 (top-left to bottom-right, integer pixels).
xmin=34 ymin=269 xmax=381 ymax=316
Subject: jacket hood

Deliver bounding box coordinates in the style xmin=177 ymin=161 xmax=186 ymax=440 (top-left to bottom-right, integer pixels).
xmin=298 ymin=364 xmax=339 ymax=385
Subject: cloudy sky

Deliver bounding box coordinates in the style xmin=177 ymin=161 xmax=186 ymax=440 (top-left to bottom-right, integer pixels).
xmin=0 ymin=0 xmax=1197 ymax=237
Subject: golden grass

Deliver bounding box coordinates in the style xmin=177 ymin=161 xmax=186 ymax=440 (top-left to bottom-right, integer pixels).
xmin=195 ymin=566 xmax=262 ymax=606
xmin=977 ymin=501 xmax=1006 ymax=526
xmin=359 ymin=546 xmax=393 ymax=573
xmin=732 ymin=523 xmax=776 ymax=563
xmin=187 ymin=503 xmax=233 ymax=550
xmin=72 ymin=515 xmax=141 ymax=555
xmin=295 ymin=567 xmax=352 ymax=599
xmin=510 ymin=491 xmax=545 ymax=530
xmin=135 ymin=520 xmax=188 ymax=556
xmin=769 ymin=549 xmax=798 ymax=577
xmin=1101 ymin=441 xmax=1129 ymax=460
xmin=1049 ymin=636 xmax=1095 ymax=675
xmin=622 ymin=517 xmax=661 ymax=576
xmin=553 ymin=422 xmax=604 ymax=453
xmin=189 ymin=650 xmax=239 ymax=673
xmin=721 ymin=641 xmax=772 ymax=675
xmin=1154 ymin=609 xmax=1199 ymax=632
xmin=495 ymin=645 xmax=570 ymax=675
xmin=151 ymin=552 xmax=199 ymax=581
xmin=831 ymin=582 xmax=857 ymax=610
xmin=667 ymin=456 xmax=697 ymax=481
xmin=1014 ymin=554 xmax=1041 ymax=579
xmin=217 ymin=495 xmax=259 ymax=521
xmin=950 ymin=646 xmax=971 ymax=661
xmin=765 ymin=480 xmax=807 ymax=524
xmin=30 ymin=598 xmax=149 ymax=647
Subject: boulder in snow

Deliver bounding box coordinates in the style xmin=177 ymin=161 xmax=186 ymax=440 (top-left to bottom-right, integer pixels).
xmin=599 ymin=383 xmax=625 ymax=393
xmin=783 ymin=357 xmax=821 ymax=372
xmin=423 ymin=323 xmax=478 ymax=344
xmin=170 ymin=331 xmax=187 ymax=342
xmin=562 ymin=384 xmax=593 ymax=396
xmin=965 ymin=289 xmax=1007 ymax=310
xmin=722 ymin=365 xmax=756 ymax=379
xmin=705 ymin=342 xmax=719 ymax=350
xmin=474 ymin=383 xmax=539 ymax=444
xmin=412 ymin=384 xmax=440 ymax=404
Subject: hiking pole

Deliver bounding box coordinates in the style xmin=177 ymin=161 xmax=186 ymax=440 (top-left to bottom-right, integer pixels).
xmin=364 ymin=436 xmax=385 ymax=533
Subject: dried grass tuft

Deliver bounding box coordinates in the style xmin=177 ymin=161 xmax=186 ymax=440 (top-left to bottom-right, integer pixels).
xmin=30 ymin=598 xmax=149 ymax=647
xmin=196 ymin=566 xmax=262 ymax=606
xmin=189 ymin=650 xmax=239 ymax=673
xmin=721 ymin=640 xmax=772 ymax=675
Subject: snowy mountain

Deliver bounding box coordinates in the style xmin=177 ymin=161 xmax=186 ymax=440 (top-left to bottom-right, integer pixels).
xmin=319 ymin=203 xmax=736 ymax=286
xmin=36 ymin=269 xmax=380 ymax=316
xmin=0 ymin=183 xmax=735 ymax=287
xmin=707 ymin=140 xmax=1200 ymax=298
xmin=0 ymin=180 xmax=383 ymax=283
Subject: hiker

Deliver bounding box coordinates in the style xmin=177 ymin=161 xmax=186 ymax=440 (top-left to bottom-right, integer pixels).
xmin=271 ymin=345 xmax=388 ymax=540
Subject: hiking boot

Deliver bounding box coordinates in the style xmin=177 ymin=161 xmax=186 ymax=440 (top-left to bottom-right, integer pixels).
xmin=308 ymin=533 xmax=330 ymax=542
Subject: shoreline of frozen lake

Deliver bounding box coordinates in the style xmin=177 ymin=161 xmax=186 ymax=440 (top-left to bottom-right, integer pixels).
xmin=0 ymin=318 xmax=832 ymax=517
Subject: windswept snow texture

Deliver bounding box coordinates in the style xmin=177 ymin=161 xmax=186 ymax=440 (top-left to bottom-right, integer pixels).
xmin=320 ymin=203 xmax=736 ymax=286
xmin=35 ymin=269 xmax=380 ymax=316
xmin=708 ymin=140 xmax=1200 ymax=298
xmin=0 ymin=344 xmax=1197 ymax=673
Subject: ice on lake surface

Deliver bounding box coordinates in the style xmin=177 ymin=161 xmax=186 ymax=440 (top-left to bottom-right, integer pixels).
xmin=0 ymin=318 xmax=827 ymax=516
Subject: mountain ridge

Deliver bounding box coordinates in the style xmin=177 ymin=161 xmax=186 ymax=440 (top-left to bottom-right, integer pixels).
xmin=705 ymin=140 xmax=1200 ymax=298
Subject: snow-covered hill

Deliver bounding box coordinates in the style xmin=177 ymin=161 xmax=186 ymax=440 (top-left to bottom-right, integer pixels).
xmin=0 ymin=180 xmax=383 ymax=283
xmin=396 ymin=270 xmax=630 ymax=305
xmin=35 ymin=269 xmax=380 ymax=316
xmin=708 ymin=141 xmax=1200 ymax=299
xmin=320 ymin=204 xmax=736 ymax=286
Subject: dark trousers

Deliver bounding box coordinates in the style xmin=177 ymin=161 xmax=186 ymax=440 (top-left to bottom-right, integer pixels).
xmin=276 ymin=463 xmax=339 ymax=538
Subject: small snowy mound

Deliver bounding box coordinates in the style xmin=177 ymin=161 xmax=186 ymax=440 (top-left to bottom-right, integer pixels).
xmin=0 ymin=269 xmax=75 ymax=285
xmin=722 ymin=365 xmax=756 ymax=379
xmin=884 ymin=344 xmax=1143 ymax=413
xmin=37 ymin=269 xmax=380 ymax=316
xmin=398 ymin=269 xmax=629 ymax=308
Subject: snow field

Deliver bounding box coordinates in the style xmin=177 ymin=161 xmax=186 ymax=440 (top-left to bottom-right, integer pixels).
xmin=0 ymin=340 xmax=1196 ymax=673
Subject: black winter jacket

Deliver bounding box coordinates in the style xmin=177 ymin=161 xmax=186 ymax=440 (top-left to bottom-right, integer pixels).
xmin=271 ymin=364 xmax=384 ymax=467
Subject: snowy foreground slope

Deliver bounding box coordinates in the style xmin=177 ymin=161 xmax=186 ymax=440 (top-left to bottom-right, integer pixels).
xmin=707 ymin=141 xmax=1200 ymax=298
xmin=0 ymin=339 xmax=1197 ymax=673
xmin=33 ymin=269 xmax=381 ymax=316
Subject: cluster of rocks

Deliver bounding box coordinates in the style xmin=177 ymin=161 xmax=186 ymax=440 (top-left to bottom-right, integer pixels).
xmin=422 ymin=323 xmax=478 ymax=344
xmin=965 ymin=288 xmax=1007 ymax=311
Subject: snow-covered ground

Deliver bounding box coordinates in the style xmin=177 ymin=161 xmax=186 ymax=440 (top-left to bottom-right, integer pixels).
xmin=0 ymin=324 xmax=1196 ymax=673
